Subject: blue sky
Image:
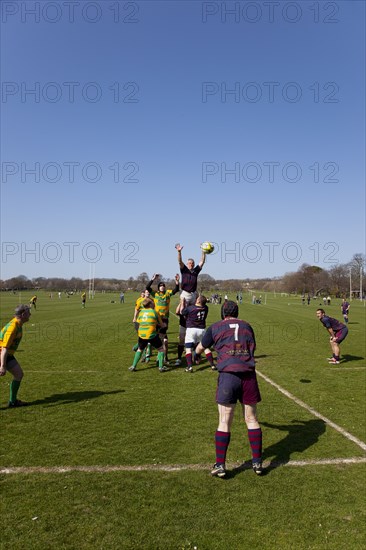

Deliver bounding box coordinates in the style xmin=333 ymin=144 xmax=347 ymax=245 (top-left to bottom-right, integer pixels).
xmin=1 ymin=0 xmax=365 ymax=281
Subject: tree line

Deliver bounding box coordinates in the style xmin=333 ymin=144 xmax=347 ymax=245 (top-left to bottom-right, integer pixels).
xmin=1 ymin=254 xmax=364 ymax=297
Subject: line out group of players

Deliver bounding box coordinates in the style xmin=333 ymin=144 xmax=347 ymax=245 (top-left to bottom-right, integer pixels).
xmin=0 ymin=243 xmax=353 ymax=478
xmin=129 ymin=244 xmax=215 ymax=373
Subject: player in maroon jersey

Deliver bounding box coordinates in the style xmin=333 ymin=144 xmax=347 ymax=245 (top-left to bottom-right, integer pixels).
xmin=196 ymin=300 xmax=263 ymax=477
xmin=181 ymin=295 xmax=215 ymax=372
xmin=316 ymin=309 xmax=348 ymax=364
xmin=175 ymin=243 xmax=206 ymax=306
xmin=341 ymin=299 xmax=350 ymax=324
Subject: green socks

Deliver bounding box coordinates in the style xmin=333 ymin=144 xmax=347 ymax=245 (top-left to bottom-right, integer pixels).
xmin=132 ymin=351 xmax=142 ymax=367
xmin=10 ymin=380 xmax=21 ymax=404
xmin=157 ymin=351 xmax=164 ymax=368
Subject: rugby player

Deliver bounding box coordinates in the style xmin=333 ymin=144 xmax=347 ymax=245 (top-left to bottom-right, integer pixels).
xmin=129 ymin=299 xmax=168 ymax=372
xmin=316 ymin=309 xmax=348 ymax=364
xmin=181 ymin=295 xmax=215 ymax=372
xmin=0 ymin=304 xmax=31 ymax=407
xmin=175 ymin=243 xmax=206 ymax=306
xmin=196 ymin=300 xmax=263 ymax=477
xmin=132 ymin=290 xmax=152 ymax=362
xmin=146 ymin=273 xmax=179 ymax=364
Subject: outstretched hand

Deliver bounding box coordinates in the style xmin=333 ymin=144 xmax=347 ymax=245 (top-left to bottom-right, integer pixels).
xmin=175 ymin=243 xmax=183 ymax=252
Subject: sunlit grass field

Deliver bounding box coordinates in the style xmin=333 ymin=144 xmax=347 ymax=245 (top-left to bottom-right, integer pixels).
xmin=1 ymin=290 xmax=365 ymax=549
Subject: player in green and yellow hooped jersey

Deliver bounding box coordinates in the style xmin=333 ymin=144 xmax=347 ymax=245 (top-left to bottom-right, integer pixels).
xmin=146 ymin=273 xmax=179 ymax=364
xmin=132 ymin=290 xmax=152 ymax=361
xmin=129 ymin=299 xmax=167 ymax=372
xmin=0 ymin=304 xmax=31 ymax=407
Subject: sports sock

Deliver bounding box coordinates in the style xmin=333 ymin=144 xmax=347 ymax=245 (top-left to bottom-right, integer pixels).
xmin=9 ymin=380 xmax=21 ymax=404
xmin=204 ymin=351 xmax=214 ymax=366
xmin=177 ymin=344 xmax=184 ymax=359
xmin=146 ymin=343 xmax=151 ymax=357
xmin=215 ymin=431 xmax=231 ymax=465
xmin=248 ymin=428 xmax=262 ymax=461
xmin=132 ymin=351 xmax=142 ymax=367
xmin=185 ymin=351 xmax=193 ymax=368
xmin=157 ymin=351 xmax=164 ymax=368
xmin=133 ymin=343 xmax=138 ymax=352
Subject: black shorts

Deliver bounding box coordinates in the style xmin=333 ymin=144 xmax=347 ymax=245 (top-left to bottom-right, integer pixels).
xmin=5 ymin=355 xmax=17 ymax=368
xmin=158 ymin=318 xmax=169 ymax=335
xmin=138 ymin=335 xmax=162 ymax=351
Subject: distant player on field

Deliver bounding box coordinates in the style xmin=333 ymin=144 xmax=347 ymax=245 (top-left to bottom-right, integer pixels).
xmin=129 ymin=299 xmax=167 ymax=372
xmin=29 ymin=295 xmax=37 ymax=310
xmin=81 ymin=292 xmax=86 ymax=308
xmin=341 ymin=299 xmax=350 ymax=324
xmin=146 ymin=273 xmax=180 ymax=364
xmin=316 ymin=308 xmax=348 ymax=364
xmin=175 ymin=243 xmax=206 ymax=306
xmin=0 ymin=304 xmax=31 ymax=407
xmin=196 ymin=300 xmax=263 ymax=478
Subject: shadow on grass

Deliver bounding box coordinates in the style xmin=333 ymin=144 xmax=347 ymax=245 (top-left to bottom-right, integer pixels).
xmin=262 ymin=419 xmax=326 ymax=467
xmin=28 ymin=389 xmax=125 ymax=407
xmin=341 ymin=354 xmax=364 ymax=363
xmin=228 ymin=419 xmax=326 ymax=478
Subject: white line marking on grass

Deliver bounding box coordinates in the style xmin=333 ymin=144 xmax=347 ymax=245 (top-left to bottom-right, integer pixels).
xmin=256 ymin=369 xmax=366 ymax=452
xmin=1 ymin=457 xmax=366 ymax=475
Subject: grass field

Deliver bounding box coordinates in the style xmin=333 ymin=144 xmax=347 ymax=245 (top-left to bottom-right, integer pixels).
xmin=1 ymin=290 xmax=365 ymax=549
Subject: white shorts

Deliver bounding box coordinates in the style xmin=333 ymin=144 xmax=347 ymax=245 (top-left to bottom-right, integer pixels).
xmin=185 ymin=327 xmax=206 ymax=346
xmin=180 ymin=290 xmax=197 ymax=306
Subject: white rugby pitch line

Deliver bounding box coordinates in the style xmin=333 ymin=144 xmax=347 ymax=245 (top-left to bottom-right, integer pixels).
xmin=1 ymin=457 xmax=366 ymax=475
xmin=256 ymin=369 xmax=366 ymax=452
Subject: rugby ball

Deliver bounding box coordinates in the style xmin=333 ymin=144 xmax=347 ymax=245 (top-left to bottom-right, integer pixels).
xmin=201 ymin=242 xmax=215 ymax=254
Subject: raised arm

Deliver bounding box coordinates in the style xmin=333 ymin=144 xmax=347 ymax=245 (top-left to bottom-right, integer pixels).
xmin=175 ymin=243 xmax=185 ymax=269
xmin=198 ymin=248 xmax=206 ymax=268
xmin=146 ymin=273 xmax=159 ymax=293
xmin=172 ymin=273 xmax=180 ymax=295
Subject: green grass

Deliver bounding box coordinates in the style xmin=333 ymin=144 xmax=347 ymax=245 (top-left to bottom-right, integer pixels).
xmin=0 ymin=291 xmax=365 ymax=549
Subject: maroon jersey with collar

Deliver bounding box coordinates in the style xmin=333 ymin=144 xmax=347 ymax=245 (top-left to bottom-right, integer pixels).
xmin=180 ymin=265 xmax=201 ymax=293
xmin=201 ymin=318 xmax=256 ymax=373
